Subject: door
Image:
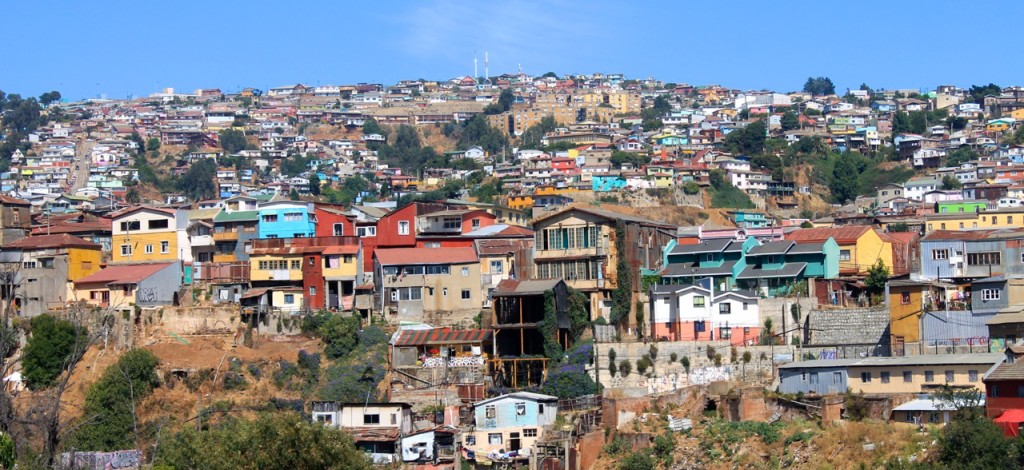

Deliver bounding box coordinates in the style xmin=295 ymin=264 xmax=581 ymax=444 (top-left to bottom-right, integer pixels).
xmin=894 ymin=336 xmax=905 ymax=357
xmin=508 ymin=432 xmax=521 ymax=452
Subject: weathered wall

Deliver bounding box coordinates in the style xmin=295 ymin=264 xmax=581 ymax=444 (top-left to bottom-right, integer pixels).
xmin=143 ymin=305 xmax=239 ymax=336
xmin=602 ymin=385 xmax=705 ymax=430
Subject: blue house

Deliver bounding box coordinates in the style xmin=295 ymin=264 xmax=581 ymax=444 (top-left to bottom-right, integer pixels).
xmin=592 ymin=174 xmax=627 ymax=192
xmin=778 ymin=359 xmax=850 ymax=395
xmin=729 ymin=210 xmax=770 ymax=228
xmin=466 ymin=392 xmax=559 ymax=456
xmin=257 ymin=201 xmax=316 ymax=239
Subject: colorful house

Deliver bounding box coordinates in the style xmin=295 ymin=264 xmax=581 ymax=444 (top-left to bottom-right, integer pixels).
xmin=785 ymin=226 xmax=893 ymax=277
xmin=649 ymin=284 xmax=760 ymax=344
xmin=729 ymin=210 xmax=770 ymax=228
xmin=936 ymin=200 xmax=988 ymax=214
xmin=736 ymin=238 xmax=839 ymax=297
xmin=110 ymin=206 xmax=188 ymax=264
xmin=661 ymin=238 xmax=756 ymax=291
xmin=374 ymin=247 xmax=482 ymax=327
xmin=212 ymin=210 xmax=259 ymax=262
xmin=591 ymin=174 xmax=627 ymax=192
xmin=257 ymin=200 xmax=316 ymax=239
xmin=464 ymin=392 xmax=559 ymax=461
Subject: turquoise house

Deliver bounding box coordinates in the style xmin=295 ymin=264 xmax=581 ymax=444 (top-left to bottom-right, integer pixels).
xmin=660 ymin=238 xmax=757 ymax=290
xmin=592 ymin=174 xmax=627 ymax=192
xmin=729 ymin=210 xmax=770 ymax=228
xmin=736 ymin=238 xmax=839 ymax=296
xmin=257 ymin=201 xmax=316 ymax=239
xmin=656 ymin=135 xmax=688 ymax=146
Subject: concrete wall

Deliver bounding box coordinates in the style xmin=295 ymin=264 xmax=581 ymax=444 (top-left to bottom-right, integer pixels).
xmin=602 ymin=385 xmax=705 ymax=430
xmin=136 ymin=262 xmax=183 ymax=307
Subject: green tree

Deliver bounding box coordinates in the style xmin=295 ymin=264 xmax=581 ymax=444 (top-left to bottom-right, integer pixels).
xmin=0 ymin=432 xmax=13 ymax=469
xmin=618 ymin=450 xmax=655 ymax=470
xmin=724 ymin=120 xmax=766 ymax=155
xmin=125 ymin=187 xmax=141 ymax=204
xmin=946 ymin=147 xmax=979 ymax=166
xmin=145 ymin=137 xmax=161 ymax=152
xmin=937 ymin=414 xmax=1018 ymax=469
xmin=38 ymin=91 xmax=61 ymax=106
xmin=519 ymin=115 xmax=557 ymax=149
xmin=830 ymin=156 xmax=860 ymax=203
xmin=155 ymin=412 xmax=373 ymax=470
xmin=218 ymin=129 xmax=249 ymax=153
xmin=942 ymin=175 xmax=963 ymax=190
xmin=177 ymin=158 xmax=217 ymax=201
xmin=802 ymin=76 xmax=836 ymax=96
xmin=780 ymin=110 xmax=799 ymax=131
xmin=22 ymin=315 xmax=87 ymax=390
xmin=71 ymin=349 xmax=160 ymax=451
xmin=800 ymin=221 xmax=814 ymax=228
xmin=892 ymin=111 xmax=912 ymax=135
xmin=362 ymin=118 xmax=383 ymax=136
xmin=683 ymin=181 xmax=700 ymax=195
xmin=865 ymin=259 xmax=890 ymax=296
xmin=969 ymin=83 xmax=1001 ymax=104
xmin=542 ymin=72 xmax=558 ymax=78
xmin=317 ymin=314 xmax=361 ymax=359
xmin=308 ymin=173 xmax=321 ymax=196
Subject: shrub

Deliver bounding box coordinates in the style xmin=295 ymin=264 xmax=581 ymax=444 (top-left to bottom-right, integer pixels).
xmin=71 ymin=349 xmax=160 ymax=451
xmin=636 ymin=357 xmax=651 ymax=375
xmin=223 ymin=372 xmax=248 ymax=390
xmin=617 ymin=451 xmax=655 ymax=470
xmin=603 ymin=435 xmax=629 ymax=455
xmin=541 ymin=363 xmax=597 ymax=399
xmin=566 ymin=342 xmax=593 ymax=365
xmin=247 ymin=363 xmax=262 ymax=379
xmin=619 ymin=360 xmax=632 ymax=377
xmin=273 ymin=360 xmax=298 ymax=388
xmin=22 ymin=314 xmax=88 ymax=390
xmin=669 ymin=352 xmax=678 ymax=363
xmin=357 ymin=325 xmax=388 ymax=349
xmin=683 ymin=181 xmax=700 ymax=195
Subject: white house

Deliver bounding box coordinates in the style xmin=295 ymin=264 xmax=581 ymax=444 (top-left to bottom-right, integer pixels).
xmin=649 ymin=284 xmax=760 ymax=345
xmin=311 ymin=401 xmax=413 ymax=464
xmin=905 ymin=178 xmax=940 ymax=201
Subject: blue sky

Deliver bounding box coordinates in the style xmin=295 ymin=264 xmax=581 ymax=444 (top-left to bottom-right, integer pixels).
xmin=3 ymin=0 xmax=1023 ymax=100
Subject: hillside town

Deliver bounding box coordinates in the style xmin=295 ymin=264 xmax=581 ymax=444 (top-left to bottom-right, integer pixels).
xmin=4 ymin=73 xmax=1024 ymax=469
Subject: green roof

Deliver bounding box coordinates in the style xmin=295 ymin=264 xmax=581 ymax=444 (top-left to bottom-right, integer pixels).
xmin=213 ymin=210 xmax=259 ymax=223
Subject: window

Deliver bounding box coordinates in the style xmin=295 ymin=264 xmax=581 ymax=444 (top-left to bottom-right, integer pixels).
xmin=284 ymin=294 xmax=295 ymax=304
xmin=705 ymin=254 xmax=714 ymax=262
xmin=283 ymin=212 xmax=303 ymax=222
xmin=333 ymin=223 xmax=344 ymax=236
xmin=924 ymin=371 xmax=934 ymax=382
xmin=363 ymin=414 xmax=380 ymax=425
xmin=969 ymin=370 xmax=979 ymax=382
xmin=719 ymin=303 xmax=731 ymax=314
xmin=903 ymin=371 xmax=912 ymax=382
xmin=809 ymin=372 xmax=818 ymax=384
xmin=719 ymin=327 xmax=731 ymax=339
xmin=932 ymin=249 xmax=949 ymax=260
xmin=343 ymin=255 xmax=354 ymax=264
xmin=693 ymin=296 xmax=706 ymax=308
xmin=121 ymin=245 xmax=132 ymax=256
xmin=488 ymin=433 xmax=503 ymax=445
xmin=357 ymin=226 xmax=376 ymax=237
xmin=442 ymin=218 xmax=460 ymax=230
xmin=465 ymin=435 xmax=476 ymax=446
xmin=22 ymin=261 xmax=37 ymax=269
xmin=967 ymin=252 xmax=1001 ymax=266
xmin=472 ymin=219 xmax=481 ymax=229
xmin=398 ymin=221 xmax=410 ymax=235
xmin=119 ymin=220 xmax=140 ymax=231
xmin=861 ymin=372 xmax=871 ymax=383
xmin=982 ymin=289 xmax=1001 ymax=301
xmin=291 ymin=260 xmax=301 ymax=270
xmin=833 ymin=372 xmax=842 ymax=384
xmin=160 ymin=241 xmax=169 ymax=253
xmin=945 ymin=370 xmax=954 ymax=382
xmin=442 ymin=288 xmax=448 ymax=296
xmin=462 ymin=267 xmax=469 ymax=276
xmin=491 ymin=260 xmax=503 ymax=274
xmin=145 ymin=244 xmax=154 ymax=254
xmin=485 ymin=405 xmax=496 ymax=418
xmin=461 ymin=289 xmax=471 ymax=300
xmin=524 ymin=428 xmax=537 ymax=437
xmin=515 ymin=402 xmax=526 ymax=415
xmin=391 ymin=414 xmax=397 ymax=425
xmin=148 ymin=219 xmax=168 ymax=230
xmin=881 ymin=372 xmax=891 ymax=384
xmin=309 ymin=286 xmax=316 ymax=296
xmin=900 ymin=291 xmax=911 ymax=304
xmin=262 ymin=214 xmax=278 ymax=223
xmin=424 ymin=241 xmax=441 ymax=248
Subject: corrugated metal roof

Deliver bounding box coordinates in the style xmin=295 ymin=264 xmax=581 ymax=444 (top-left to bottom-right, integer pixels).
xmin=3 ymin=233 xmax=100 ymax=250
xmin=75 ymin=262 xmax=175 ymax=286
xmin=392 ymin=328 xmax=492 ymax=346
xmin=780 ymin=353 xmax=1002 ymax=369
xmin=375 ymin=247 xmax=477 ymax=265
xmin=785 ymin=226 xmax=871 ymax=245
xmin=213 ymin=210 xmax=259 ymax=223
xmin=493 ymin=279 xmax=564 ymax=296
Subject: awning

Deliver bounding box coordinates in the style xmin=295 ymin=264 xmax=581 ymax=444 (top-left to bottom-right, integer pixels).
xmin=240 ymin=287 xmax=271 ymax=300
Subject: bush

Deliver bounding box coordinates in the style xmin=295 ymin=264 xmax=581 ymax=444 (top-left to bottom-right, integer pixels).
xmin=603 ymin=435 xmax=629 ymax=455
xmin=357 ymin=325 xmax=388 ymax=349
xmin=541 ymin=363 xmax=597 ymax=399
xmin=617 ymin=451 xmax=655 ymax=470
xmin=636 ymin=357 xmax=651 ymax=375
xmin=22 ymin=314 xmax=87 ymax=390
xmin=71 ymin=349 xmax=160 ymax=451
xmin=247 ymin=363 xmax=262 ymax=379
xmin=669 ymin=352 xmax=678 ymax=363
xmin=683 ymin=181 xmax=700 ymax=195
xmin=273 ymin=360 xmax=298 ymax=388
xmin=318 ymin=315 xmax=361 ymax=359
xmin=619 ymin=360 xmax=632 ymax=377
xmin=223 ymin=372 xmax=248 ymax=390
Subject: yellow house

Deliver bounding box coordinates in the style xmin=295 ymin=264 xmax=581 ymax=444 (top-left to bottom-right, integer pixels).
xmin=986 ymin=120 xmax=1012 ymax=132
xmin=846 ymin=354 xmax=1000 ymax=394
xmin=4 ymin=233 xmax=103 ymax=316
xmin=110 ymin=206 xmax=186 ymax=263
xmin=270 ymin=287 xmax=304 ymax=313
xmin=652 ymin=172 xmax=673 ymax=188
xmin=786 ymin=226 xmax=892 ymax=276
xmin=925 ymin=207 xmax=1024 ymax=233
xmin=886 ymin=280 xmax=928 ymax=355
xmin=249 ymin=248 xmax=304 ymax=282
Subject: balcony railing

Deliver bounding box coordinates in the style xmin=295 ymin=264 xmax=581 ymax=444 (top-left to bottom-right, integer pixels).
xmin=213 ymin=231 xmax=239 ymax=241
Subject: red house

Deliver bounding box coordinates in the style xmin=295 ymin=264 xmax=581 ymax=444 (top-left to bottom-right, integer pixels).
xmin=314 ymin=203 xmax=356 ymax=238
xmin=985 ymin=346 xmax=1024 ymax=419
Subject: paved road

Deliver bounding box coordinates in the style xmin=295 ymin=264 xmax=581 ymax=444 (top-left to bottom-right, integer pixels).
xmin=69 ymin=138 xmax=93 ymax=193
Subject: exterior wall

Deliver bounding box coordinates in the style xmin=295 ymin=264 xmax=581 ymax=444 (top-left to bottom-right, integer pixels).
xmin=847 ymin=364 xmax=987 ymax=394
xmin=375 ymin=204 xmax=419 ymax=248
xmin=271 ymin=289 xmax=304 ymax=313
xmin=336 ymin=405 xmax=412 ymax=434
xmin=67 ymin=247 xmax=102 ymax=281
xmin=314 ymin=207 xmax=355 ymax=238
xmin=778 ymin=367 xmax=848 ymax=395
xmin=0 ymin=203 xmax=30 ymax=245
xmin=378 ymin=261 xmax=482 ymax=327
xmin=920 ymin=240 xmax=964 ymax=279
xmin=852 ymin=230 xmax=892 ymax=276
xmin=649 ymin=289 xmax=760 ymax=345
xmin=888 ymin=285 xmax=925 ymax=348
xmin=467 ymin=397 xmax=557 ymax=454
xmin=111 ymin=209 xmax=183 ymax=263
xmin=250 ymin=254 xmax=303 ymax=282
xmin=302 ymin=253 xmax=325 ymax=309
xmin=986 ymin=379 xmax=1024 ymax=418
xmin=136 ymin=262 xmax=183 ymax=307
xmin=257 ymin=202 xmax=315 ymax=239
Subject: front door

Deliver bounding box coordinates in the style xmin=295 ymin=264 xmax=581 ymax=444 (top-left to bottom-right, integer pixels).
xmin=508 ymin=432 xmax=521 ymax=452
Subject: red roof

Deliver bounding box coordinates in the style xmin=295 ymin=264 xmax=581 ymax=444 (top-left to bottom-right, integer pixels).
xmin=323 ymin=245 xmax=359 ymax=255
xmin=75 ymin=262 xmax=176 ymax=286
xmin=30 ymin=219 xmax=113 ymax=235
xmin=392 ymin=328 xmax=492 ymax=346
xmin=785 ymin=226 xmax=873 ymax=245
xmin=878 ymin=231 xmax=919 ymax=246
xmin=4 ymin=234 xmax=100 ymax=250
xmin=374 ymin=247 xmax=477 ymax=265
xmin=0 ymin=195 xmax=30 ymax=206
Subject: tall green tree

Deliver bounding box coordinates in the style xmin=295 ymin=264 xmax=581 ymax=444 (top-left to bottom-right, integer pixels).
xmin=71 ymin=349 xmax=160 ymax=451
xmin=780 ymin=111 xmax=799 ymax=131
xmin=218 ymin=129 xmax=249 ymax=153
xmin=830 ymin=156 xmax=860 ymax=203
xmin=969 ymin=83 xmax=1001 ymax=104
xmin=178 ymin=159 xmax=217 ymax=201
xmin=802 ymin=76 xmax=836 ymax=96
xmin=865 ymin=259 xmax=890 ymax=295
xmin=22 ymin=315 xmax=87 ymax=390
xmin=724 ymin=120 xmax=766 ymax=155
xmin=38 ymin=91 xmax=61 ymax=106
xmin=308 ymin=173 xmax=321 ymax=196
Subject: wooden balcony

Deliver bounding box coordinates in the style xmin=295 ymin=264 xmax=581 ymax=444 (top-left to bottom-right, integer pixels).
xmin=213 ymin=231 xmax=239 ymax=241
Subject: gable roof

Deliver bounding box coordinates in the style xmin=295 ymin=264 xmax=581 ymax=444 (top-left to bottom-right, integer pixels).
xmin=531 ymin=205 xmax=675 ymax=229
xmin=493 ymin=279 xmax=565 ymax=296
xmin=785 ymin=226 xmax=872 ymax=245
xmin=75 ymin=262 xmax=176 ymax=286
xmin=3 ymin=234 xmax=101 ymax=250
xmin=474 ymin=392 xmax=558 ymax=407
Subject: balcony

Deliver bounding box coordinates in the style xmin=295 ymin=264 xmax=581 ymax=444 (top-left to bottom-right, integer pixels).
xmin=190 ymin=235 xmax=214 ymax=247
xmin=213 ymin=231 xmax=239 ymax=242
